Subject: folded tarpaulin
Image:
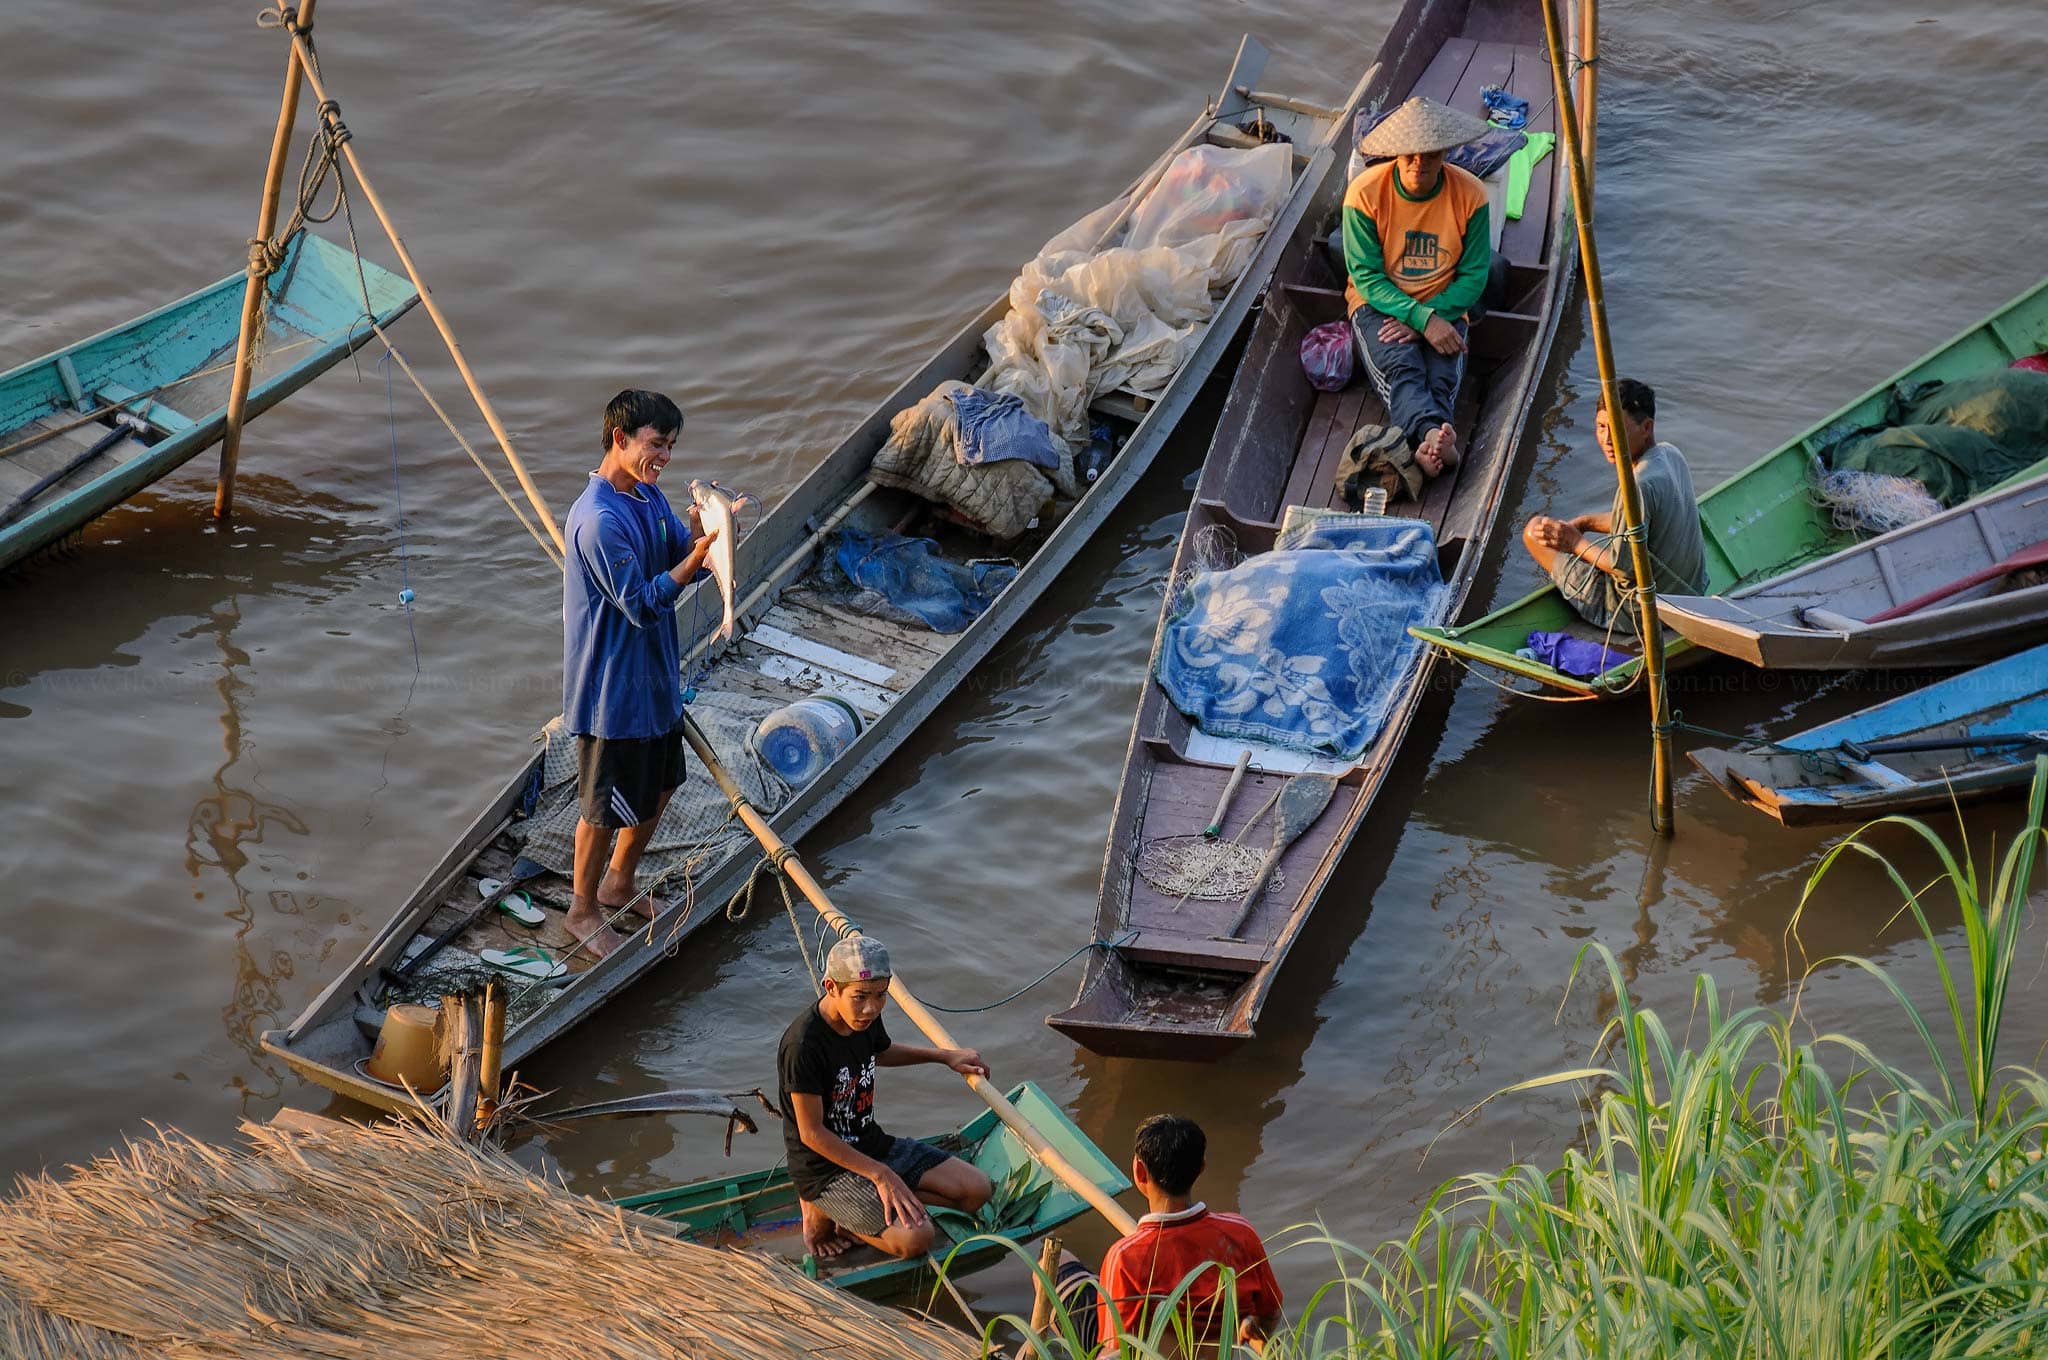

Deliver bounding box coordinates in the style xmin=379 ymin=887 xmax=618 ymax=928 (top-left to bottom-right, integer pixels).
xmin=1825 ymin=368 xmax=2048 ymax=507
xmin=1156 ymin=514 xmax=1447 ymax=761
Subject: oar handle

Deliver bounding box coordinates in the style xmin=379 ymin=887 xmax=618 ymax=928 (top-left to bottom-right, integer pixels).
xmin=681 ymin=715 xmax=1140 ymax=1236
xmin=1204 ymin=750 xmax=1254 ymax=839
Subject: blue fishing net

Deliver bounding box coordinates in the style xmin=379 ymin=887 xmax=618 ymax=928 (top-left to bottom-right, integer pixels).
xmin=827 ymin=529 xmax=1018 ymax=634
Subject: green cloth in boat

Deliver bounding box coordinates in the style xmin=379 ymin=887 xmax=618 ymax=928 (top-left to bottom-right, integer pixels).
xmin=1826 ymin=369 xmax=2048 ymax=508
xmin=516 ymin=688 xmax=788 ymax=885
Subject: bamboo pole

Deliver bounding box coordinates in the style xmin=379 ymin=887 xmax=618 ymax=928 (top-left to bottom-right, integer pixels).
xmin=274 ymin=28 xmax=566 ymax=555
xmin=1576 ymin=0 xmax=1599 ymax=184
xmin=442 ymin=991 xmax=483 ymax=1139
xmin=213 ymin=0 xmax=319 ymax=521
xmin=1539 ymin=0 xmax=1674 ymax=834
xmin=680 ymin=715 xmax=1140 ymax=1236
xmin=1030 ymin=1234 xmax=1062 ymax=1333
xmin=477 ymin=979 xmax=506 ymax=1126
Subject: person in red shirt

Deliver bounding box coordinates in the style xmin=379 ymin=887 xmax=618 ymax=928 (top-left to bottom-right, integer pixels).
xmin=1049 ymin=1114 xmax=1284 ymax=1354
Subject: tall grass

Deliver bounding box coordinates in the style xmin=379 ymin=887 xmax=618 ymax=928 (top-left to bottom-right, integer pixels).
xmin=983 ymin=759 xmax=2048 ymax=1359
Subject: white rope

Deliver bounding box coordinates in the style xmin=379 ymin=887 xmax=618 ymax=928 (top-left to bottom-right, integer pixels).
xmin=368 ymin=322 xmax=564 ymax=571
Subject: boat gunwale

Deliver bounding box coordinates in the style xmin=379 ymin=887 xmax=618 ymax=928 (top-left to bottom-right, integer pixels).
xmin=1415 ymin=270 xmax=2048 ymax=695
xmin=264 ymin=43 xmax=1352 ymax=1111
xmin=1052 ymin=0 xmax=1585 ymax=1058
xmin=1 ymin=232 xmax=420 ymax=570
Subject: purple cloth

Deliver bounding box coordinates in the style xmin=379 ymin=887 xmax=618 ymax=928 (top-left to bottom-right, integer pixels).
xmin=1526 ymin=629 xmax=1632 ymax=678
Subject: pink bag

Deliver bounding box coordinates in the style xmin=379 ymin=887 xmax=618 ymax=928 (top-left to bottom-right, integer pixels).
xmin=2012 ymin=353 xmax=2048 ymax=375
xmin=1300 ymin=320 xmax=1354 ymax=392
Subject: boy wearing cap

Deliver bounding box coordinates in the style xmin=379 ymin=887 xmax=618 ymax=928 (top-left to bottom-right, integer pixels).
xmin=1342 ymin=95 xmax=1496 ymax=491
xmin=777 ymin=935 xmax=994 ymax=1261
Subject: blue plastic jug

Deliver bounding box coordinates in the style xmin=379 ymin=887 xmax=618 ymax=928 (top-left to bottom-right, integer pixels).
xmin=752 ymin=696 xmax=864 ymax=788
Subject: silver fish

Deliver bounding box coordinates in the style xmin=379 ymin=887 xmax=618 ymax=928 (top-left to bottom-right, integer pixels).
xmin=690 ymin=480 xmax=744 ymax=640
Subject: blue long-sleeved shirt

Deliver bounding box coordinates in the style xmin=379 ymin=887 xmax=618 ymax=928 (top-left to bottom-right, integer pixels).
xmin=562 ymin=473 xmax=692 ymax=739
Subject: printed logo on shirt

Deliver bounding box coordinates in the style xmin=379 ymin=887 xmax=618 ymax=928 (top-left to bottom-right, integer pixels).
xmin=826 ymin=1058 xmax=877 ymax=1139
xmin=1397 ymin=229 xmax=1443 ymax=278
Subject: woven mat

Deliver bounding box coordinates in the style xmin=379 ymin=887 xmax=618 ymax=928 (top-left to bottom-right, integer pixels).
xmin=514 ymin=690 xmax=788 ymax=892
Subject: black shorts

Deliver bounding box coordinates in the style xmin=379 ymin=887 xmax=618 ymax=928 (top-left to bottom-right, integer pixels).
xmin=576 ymin=722 xmax=687 ymax=829
xmin=807 ymin=1137 xmax=953 ymax=1238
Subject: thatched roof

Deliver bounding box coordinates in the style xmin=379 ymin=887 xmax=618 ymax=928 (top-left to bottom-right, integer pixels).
xmin=0 ymin=1114 xmax=980 ymax=1359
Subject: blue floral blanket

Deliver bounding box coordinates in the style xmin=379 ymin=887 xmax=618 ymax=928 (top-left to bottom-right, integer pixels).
xmin=1157 ymin=515 xmax=1446 ymax=760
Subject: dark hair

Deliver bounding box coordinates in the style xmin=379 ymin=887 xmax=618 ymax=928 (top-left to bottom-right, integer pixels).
xmin=600 ymin=389 xmax=683 ymax=455
xmin=1133 ymin=1114 xmax=1206 ymax=1196
xmin=1600 ymin=378 xmax=1656 ymax=424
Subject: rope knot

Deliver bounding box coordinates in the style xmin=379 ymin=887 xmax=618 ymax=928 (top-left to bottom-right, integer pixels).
xmin=768 ymin=845 xmax=799 ymax=871
xmin=316 ymin=99 xmax=352 ymax=147
xmin=246 ymin=235 xmax=288 ymax=278
xmin=256 ymin=5 xmax=303 ymax=35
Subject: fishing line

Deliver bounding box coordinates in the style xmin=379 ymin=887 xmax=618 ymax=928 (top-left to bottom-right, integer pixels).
xmin=380 ymin=349 xmax=423 ymax=685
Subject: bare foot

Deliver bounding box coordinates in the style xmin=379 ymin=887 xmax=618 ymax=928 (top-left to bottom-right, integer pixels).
xmin=1432 ymin=421 xmax=1460 ymax=471
xmin=563 ymin=905 xmax=621 ymax=960
xmin=1415 ymin=427 xmax=1447 ymax=477
xmin=802 ymin=1200 xmax=856 ymax=1260
xmin=600 ymin=892 xmax=669 ymax=926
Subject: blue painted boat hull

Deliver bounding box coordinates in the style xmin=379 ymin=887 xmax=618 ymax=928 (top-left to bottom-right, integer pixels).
xmin=1689 ymin=643 xmax=2048 ymax=825
xmin=0 ymin=231 xmax=418 ymax=571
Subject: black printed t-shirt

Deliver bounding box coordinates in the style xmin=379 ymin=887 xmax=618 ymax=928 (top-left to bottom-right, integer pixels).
xmin=777 ymin=1002 xmax=894 ymax=1197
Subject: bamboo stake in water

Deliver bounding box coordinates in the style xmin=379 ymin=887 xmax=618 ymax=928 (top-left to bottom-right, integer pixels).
xmin=1538 ymin=0 xmax=1674 ymax=835
xmin=680 ymin=715 xmax=1140 ymax=1236
xmin=1576 ymin=0 xmax=1599 ymax=188
xmin=214 ymin=0 xmax=319 ymax=520
xmin=274 ymin=27 xmax=566 ymax=555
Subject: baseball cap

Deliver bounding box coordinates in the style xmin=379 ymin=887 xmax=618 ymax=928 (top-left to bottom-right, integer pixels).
xmin=824 ymin=935 xmax=892 ymax=985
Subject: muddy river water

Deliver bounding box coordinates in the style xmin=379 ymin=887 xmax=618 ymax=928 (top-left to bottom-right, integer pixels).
xmin=3 ymin=0 xmax=2045 ymax=1318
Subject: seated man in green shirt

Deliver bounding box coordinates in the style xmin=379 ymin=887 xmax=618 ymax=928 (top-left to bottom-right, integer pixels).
xmin=1521 ymin=378 xmax=1707 ymax=631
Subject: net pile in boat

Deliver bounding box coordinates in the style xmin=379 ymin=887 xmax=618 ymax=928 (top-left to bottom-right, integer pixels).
xmin=1815 ymin=467 xmax=1941 ymax=536
xmin=517 ymin=688 xmax=787 ymax=887
xmin=0 ymin=1115 xmax=978 ymax=1360
xmin=1135 ymin=834 xmax=1281 ymax=900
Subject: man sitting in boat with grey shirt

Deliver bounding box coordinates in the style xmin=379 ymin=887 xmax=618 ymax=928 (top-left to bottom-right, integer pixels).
xmin=1521 ymin=377 xmax=1707 ymax=631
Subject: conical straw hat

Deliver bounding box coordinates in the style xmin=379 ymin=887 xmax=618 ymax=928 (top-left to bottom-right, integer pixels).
xmin=1357 ymin=96 xmax=1491 ymax=157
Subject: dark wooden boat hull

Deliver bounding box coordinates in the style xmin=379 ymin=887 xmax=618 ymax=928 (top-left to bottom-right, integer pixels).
xmin=263 ymin=43 xmax=1359 ymax=1113
xmin=1051 ymin=0 xmax=1580 ymax=1060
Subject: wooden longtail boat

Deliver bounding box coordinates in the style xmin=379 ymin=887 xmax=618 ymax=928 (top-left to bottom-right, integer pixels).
xmin=1412 ymin=273 xmax=2048 ymax=697
xmin=619 ymin=1081 xmax=1130 ymax=1298
xmin=1689 ymin=643 xmax=2048 ymax=826
xmin=264 ymin=40 xmax=1364 ymax=1113
xmin=0 ymin=231 xmax=417 ymax=572
xmin=1048 ymin=0 xmax=1580 ymax=1061
xmin=1655 ymin=471 xmax=2048 ymax=670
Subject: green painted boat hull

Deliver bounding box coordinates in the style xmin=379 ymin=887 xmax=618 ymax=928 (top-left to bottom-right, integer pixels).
xmin=0 ymin=230 xmax=418 ymax=572
xmin=615 ymin=1081 xmax=1131 ymax=1298
xmin=1412 ymin=273 xmax=2048 ymax=696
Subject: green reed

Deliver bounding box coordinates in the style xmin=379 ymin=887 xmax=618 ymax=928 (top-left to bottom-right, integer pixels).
xmin=967 ymin=758 xmax=2048 ymax=1358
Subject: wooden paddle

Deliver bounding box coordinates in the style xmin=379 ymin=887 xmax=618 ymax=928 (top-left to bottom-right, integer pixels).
xmin=1865 ymin=538 xmax=2048 ymax=623
xmin=1204 ymin=749 xmax=1254 ymax=839
xmin=1218 ymin=773 xmax=1338 ymax=939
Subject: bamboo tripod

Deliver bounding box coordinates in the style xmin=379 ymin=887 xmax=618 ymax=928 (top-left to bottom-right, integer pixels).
xmin=1541 ymin=0 xmax=1676 ymax=834
xmin=213 ymin=5 xmax=565 ymax=557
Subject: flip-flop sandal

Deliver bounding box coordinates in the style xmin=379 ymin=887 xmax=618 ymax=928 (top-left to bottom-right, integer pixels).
xmin=478 ymin=877 xmax=545 ymax=928
xmin=479 ymin=946 xmax=567 ymax=980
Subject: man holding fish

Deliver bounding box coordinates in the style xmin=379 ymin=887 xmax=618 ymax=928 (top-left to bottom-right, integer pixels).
xmin=560 ymin=388 xmax=729 ymax=958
